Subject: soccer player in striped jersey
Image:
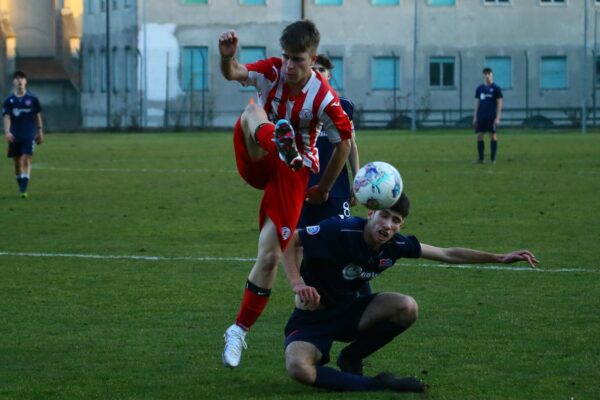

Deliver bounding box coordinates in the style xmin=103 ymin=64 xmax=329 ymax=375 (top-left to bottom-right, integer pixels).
xmin=219 ymin=20 xmax=353 ymax=368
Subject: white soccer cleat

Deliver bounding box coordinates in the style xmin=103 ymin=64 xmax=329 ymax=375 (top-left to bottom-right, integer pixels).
xmin=222 ymin=324 xmax=248 ymax=368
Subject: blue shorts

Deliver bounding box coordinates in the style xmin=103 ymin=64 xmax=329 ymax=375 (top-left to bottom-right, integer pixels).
xmin=7 ymin=137 xmax=35 ymax=158
xmin=475 ymin=117 xmax=496 ymax=133
xmin=284 ymin=294 xmax=376 ymax=365
xmin=297 ymin=197 xmax=351 ymax=229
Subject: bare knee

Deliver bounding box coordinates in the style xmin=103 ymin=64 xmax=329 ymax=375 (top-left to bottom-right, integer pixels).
xmin=241 ymin=104 xmax=265 ymax=131
xmin=393 ymin=295 xmax=418 ymax=326
xmin=286 ymin=357 xmax=316 ymax=385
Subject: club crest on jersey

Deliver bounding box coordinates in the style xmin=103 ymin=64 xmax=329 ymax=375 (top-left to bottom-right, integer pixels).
xmin=25 ymin=99 xmax=32 ymax=106
xmin=306 ymin=225 xmax=320 ymax=235
xmin=299 ymin=109 xmax=313 ymax=120
xmin=379 ymin=258 xmax=394 ymax=267
xmin=281 ymin=227 xmax=292 ymax=241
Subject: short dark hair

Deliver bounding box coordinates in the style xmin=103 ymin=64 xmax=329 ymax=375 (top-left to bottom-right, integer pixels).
xmin=12 ymin=70 xmax=27 ymax=79
xmin=315 ymin=54 xmax=333 ymax=71
xmin=483 ymin=67 xmax=493 ymax=74
xmin=280 ymin=19 xmax=320 ymax=55
xmin=389 ymin=192 xmax=410 ymax=219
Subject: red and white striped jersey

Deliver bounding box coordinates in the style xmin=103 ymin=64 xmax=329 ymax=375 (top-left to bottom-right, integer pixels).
xmin=243 ymin=57 xmax=353 ymax=174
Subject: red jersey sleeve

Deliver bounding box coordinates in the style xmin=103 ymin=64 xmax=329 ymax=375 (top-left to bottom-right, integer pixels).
xmin=319 ymin=93 xmax=353 ymax=143
xmin=243 ymin=57 xmax=281 ymax=90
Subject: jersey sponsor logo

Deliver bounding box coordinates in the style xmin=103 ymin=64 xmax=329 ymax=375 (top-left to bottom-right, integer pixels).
xmin=299 ymin=108 xmax=313 ymax=120
xmin=330 ymin=101 xmax=340 ymax=108
xmin=342 ymin=264 xmax=379 ymax=280
xmin=12 ymin=108 xmax=32 ymax=117
xmin=306 ymin=225 xmax=320 ymax=235
xmin=379 ymin=258 xmax=394 ymax=267
xmin=25 ymin=99 xmax=32 ymax=106
xmin=281 ymin=227 xmax=292 ymax=241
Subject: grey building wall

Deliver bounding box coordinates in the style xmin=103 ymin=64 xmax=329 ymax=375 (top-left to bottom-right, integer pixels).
xmin=80 ymin=0 xmax=598 ymax=129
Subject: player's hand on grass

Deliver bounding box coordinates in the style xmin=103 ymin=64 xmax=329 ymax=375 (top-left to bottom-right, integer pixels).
xmin=293 ymin=283 xmax=321 ymax=310
xmin=305 ymin=185 xmax=329 ymax=205
xmin=500 ymin=250 xmax=539 ymax=268
xmin=219 ymin=30 xmax=238 ymax=59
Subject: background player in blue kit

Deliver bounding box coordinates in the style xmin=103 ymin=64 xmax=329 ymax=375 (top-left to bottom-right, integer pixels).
xmin=473 ymin=67 xmax=503 ymax=164
xmin=297 ymin=54 xmax=360 ymax=228
xmin=282 ymin=193 xmax=537 ymax=393
xmin=3 ymin=71 xmax=44 ymax=198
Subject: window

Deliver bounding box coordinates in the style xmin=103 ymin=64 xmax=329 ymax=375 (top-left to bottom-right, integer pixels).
xmin=540 ymin=0 xmax=565 ymax=3
xmin=595 ymin=57 xmax=600 ymax=86
xmin=181 ymin=0 xmax=208 ymax=4
xmin=329 ymin=56 xmax=344 ymax=91
xmin=315 ymin=0 xmax=343 ymax=5
xmin=100 ymin=49 xmax=107 ymax=92
xmin=484 ymin=0 xmax=510 ymax=3
xmin=240 ymin=47 xmax=266 ymax=91
xmin=429 ymin=57 xmax=454 ymax=88
xmin=88 ymin=51 xmax=96 ymax=92
xmin=112 ymin=47 xmax=119 ymax=93
xmin=112 ymin=0 xmax=118 ymax=10
xmin=240 ymin=0 xmax=265 ymax=4
xmin=428 ymin=0 xmax=455 ymax=5
xmin=372 ymin=57 xmax=400 ymax=90
xmin=182 ymin=47 xmax=208 ymax=91
xmin=124 ymin=0 xmax=132 ymax=8
xmin=100 ymin=0 xmax=106 ymax=12
xmin=87 ymin=0 xmax=95 ymax=13
xmin=485 ymin=57 xmax=512 ymax=89
xmin=540 ymin=56 xmax=567 ymax=89
xmin=372 ymin=0 xmax=399 ymax=4
xmin=125 ymin=47 xmax=132 ymax=92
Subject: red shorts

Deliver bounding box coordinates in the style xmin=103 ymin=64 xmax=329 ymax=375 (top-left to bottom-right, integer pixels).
xmin=233 ymin=118 xmax=309 ymax=250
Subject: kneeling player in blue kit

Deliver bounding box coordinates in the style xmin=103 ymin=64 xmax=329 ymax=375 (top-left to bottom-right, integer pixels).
xmin=282 ymin=192 xmax=538 ymax=392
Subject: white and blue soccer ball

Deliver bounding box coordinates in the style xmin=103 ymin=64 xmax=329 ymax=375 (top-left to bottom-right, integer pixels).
xmin=353 ymin=161 xmax=403 ymax=210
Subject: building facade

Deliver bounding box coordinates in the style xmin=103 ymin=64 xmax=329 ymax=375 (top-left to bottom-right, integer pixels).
xmin=80 ymin=0 xmax=600 ymax=129
xmin=1 ymin=0 xmax=82 ymax=130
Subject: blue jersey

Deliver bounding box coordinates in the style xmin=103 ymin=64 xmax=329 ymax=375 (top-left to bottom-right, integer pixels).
xmin=2 ymin=92 xmax=42 ymax=140
xmin=475 ymin=83 xmax=502 ymax=119
xmin=307 ymin=97 xmax=354 ymax=199
xmin=298 ymin=217 xmax=421 ymax=307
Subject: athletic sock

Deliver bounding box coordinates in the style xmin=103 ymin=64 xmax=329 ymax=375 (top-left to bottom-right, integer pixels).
xmin=340 ymin=320 xmax=407 ymax=362
xmin=20 ymin=174 xmax=29 ymax=193
xmin=314 ymin=366 xmax=380 ymax=391
xmin=16 ymin=176 xmax=23 ymax=191
xmin=490 ymin=140 xmax=498 ymax=162
xmin=254 ymin=123 xmax=276 ymax=154
xmin=477 ymin=140 xmax=485 ymax=161
xmin=235 ymin=280 xmax=271 ymax=330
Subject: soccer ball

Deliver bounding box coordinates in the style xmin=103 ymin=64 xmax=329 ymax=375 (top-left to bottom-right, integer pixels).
xmin=353 ymin=162 xmax=403 ymax=210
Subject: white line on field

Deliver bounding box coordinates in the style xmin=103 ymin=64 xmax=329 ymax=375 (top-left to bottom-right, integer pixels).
xmin=0 ymin=251 xmax=597 ymax=273
xmin=32 ymin=165 xmax=238 ymax=174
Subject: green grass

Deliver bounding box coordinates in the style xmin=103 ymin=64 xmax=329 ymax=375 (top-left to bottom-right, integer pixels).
xmin=1 ymin=130 xmax=599 ymax=399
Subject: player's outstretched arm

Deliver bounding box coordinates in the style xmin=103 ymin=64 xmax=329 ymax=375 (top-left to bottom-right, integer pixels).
xmin=420 ymin=244 xmax=538 ymax=269
xmin=218 ymin=30 xmax=248 ymax=82
xmin=281 ymin=233 xmax=320 ymax=309
xmin=306 ymin=138 xmax=351 ymax=205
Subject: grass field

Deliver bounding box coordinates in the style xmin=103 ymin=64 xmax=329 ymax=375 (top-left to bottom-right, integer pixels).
xmin=1 ymin=130 xmax=599 ymax=400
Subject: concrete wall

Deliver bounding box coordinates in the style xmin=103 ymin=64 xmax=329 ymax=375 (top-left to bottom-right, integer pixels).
xmin=80 ymin=0 xmax=598 ymax=129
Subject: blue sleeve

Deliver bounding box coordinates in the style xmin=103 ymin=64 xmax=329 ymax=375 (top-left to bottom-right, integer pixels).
xmin=2 ymin=98 xmax=10 ymax=116
xmin=391 ymin=234 xmax=422 ymax=259
xmin=474 ymin=86 xmax=481 ymax=99
xmin=33 ymin=97 xmax=42 ymax=113
xmin=496 ymin=85 xmax=503 ymax=99
xmin=340 ymin=97 xmax=354 ymax=121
